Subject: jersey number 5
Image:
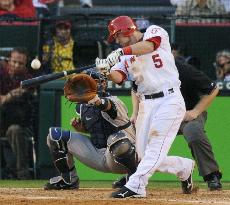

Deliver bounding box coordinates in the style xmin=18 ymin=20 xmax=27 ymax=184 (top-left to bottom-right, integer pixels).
xmin=152 ymin=54 xmax=163 ymax=68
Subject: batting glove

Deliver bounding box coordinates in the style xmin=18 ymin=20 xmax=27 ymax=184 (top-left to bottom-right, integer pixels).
xmin=95 ymin=57 xmax=111 ymax=76
xmin=106 ymin=48 xmax=124 ymax=67
xmin=70 ymin=117 xmax=86 ymax=133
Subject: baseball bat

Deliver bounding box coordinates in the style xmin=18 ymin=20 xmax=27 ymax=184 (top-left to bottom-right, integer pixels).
xmin=21 ymin=64 xmax=96 ymax=89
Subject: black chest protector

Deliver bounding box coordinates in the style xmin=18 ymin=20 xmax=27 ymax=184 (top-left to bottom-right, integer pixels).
xmin=76 ymin=104 xmax=118 ymax=149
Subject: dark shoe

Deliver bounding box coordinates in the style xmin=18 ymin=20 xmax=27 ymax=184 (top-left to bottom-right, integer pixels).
xmin=44 ymin=176 xmax=79 ymax=190
xmin=207 ymin=175 xmax=222 ymax=191
xmin=181 ymin=174 xmax=193 ymax=194
xmin=181 ymin=161 xmax=195 ymax=194
xmin=112 ymin=175 xmax=128 ymax=189
xmin=110 ymin=186 xmax=146 ymax=198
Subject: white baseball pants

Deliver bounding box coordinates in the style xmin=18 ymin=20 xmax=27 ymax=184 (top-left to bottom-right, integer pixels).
xmin=126 ymin=88 xmax=194 ymax=195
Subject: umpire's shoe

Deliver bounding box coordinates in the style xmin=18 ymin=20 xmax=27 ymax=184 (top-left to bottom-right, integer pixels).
xmin=112 ymin=175 xmax=128 ymax=189
xmin=44 ymin=176 xmax=79 ymax=190
xmin=205 ymin=171 xmax=222 ymax=191
xmin=181 ymin=161 xmax=195 ymax=194
xmin=207 ymin=176 xmax=222 ymax=191
xmin=110 ymin=186 xmax=146 ymax=198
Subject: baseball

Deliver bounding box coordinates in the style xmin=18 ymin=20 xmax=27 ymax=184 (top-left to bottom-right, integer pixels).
xmin=31 ymin=58 xmax=41 ymax=70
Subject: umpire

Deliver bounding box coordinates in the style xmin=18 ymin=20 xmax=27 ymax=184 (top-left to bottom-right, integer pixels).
xmin=175 ymin=58 xmax=222 ymax=190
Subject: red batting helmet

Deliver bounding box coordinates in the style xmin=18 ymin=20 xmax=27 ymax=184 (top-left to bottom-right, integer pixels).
xmin=107 ymin=16 xmax=137 ymax=43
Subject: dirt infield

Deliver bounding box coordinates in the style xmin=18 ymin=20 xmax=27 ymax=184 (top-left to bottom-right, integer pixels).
xmin=0 ymin=187 xmax=230 ymax=205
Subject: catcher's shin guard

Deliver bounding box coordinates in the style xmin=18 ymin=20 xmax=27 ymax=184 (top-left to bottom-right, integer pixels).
xmin=108 ymin=133 xmax=137 ymax=175
xmin=47 ymin=127 xmax=72 ymax=183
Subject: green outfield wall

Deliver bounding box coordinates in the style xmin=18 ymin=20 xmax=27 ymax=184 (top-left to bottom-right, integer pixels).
xmin=61 ymin=96 xmax=230 ymax=181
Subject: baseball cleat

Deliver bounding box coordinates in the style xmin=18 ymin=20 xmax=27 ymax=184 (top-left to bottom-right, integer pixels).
xmin=112 ymin=175 xmax=128 ymax=189
xmin=110 ymin=186 xmax=146 ymax=198
xmin=207 ymin=175 xmax=222 ymax=191
xmin=181 ymin=161 xmax=195 ymax=194
xmin=44 ymin=176 xmax=79 ymax=190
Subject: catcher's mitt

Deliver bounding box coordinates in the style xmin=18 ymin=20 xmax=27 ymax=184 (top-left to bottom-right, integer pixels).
xmin=64 ymin=73 xmax=97 ymax=103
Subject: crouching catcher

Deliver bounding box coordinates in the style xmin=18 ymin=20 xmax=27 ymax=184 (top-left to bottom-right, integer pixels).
xmin=44 ymin=70 xmax=137 ymax=190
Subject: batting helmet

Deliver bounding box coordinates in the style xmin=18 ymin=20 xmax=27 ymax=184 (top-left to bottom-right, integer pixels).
xmin=107 ymin=16 xmax=137 ymax=43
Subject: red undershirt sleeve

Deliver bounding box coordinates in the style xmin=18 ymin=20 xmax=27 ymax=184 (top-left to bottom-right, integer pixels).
xmin=146 ymin=36 xmax=161 ymax=50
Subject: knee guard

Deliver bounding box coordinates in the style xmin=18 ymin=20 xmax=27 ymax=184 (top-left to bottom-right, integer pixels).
xmin=47 ymin=127 xmax=72 ymax=183
xmin=108 ymin=131 xmax=137 ymax=175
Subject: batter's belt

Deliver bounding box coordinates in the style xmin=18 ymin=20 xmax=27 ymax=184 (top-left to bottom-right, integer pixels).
xmin=143 ymin=88 xmax=174 ymax=100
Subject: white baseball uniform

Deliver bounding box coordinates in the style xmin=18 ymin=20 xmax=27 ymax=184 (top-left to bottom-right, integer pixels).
xmin=111 ymin=25 xmax=194 ymax=196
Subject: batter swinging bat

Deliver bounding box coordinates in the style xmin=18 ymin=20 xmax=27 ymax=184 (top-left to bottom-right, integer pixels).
xmin=21 ymin=64 xmax=96 ymax=89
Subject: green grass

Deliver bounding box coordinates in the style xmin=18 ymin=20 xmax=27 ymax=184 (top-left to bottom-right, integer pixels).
xmin=1 ymin=180 xmax=230 ymax=190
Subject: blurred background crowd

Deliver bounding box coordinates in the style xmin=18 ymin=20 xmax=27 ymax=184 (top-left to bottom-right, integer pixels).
xmin=0 ymin=0 xmax=230 ymax=180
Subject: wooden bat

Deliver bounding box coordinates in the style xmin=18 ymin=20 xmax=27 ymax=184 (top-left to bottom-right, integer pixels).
xmin=21 ymin=64 xmax=96 ymax=89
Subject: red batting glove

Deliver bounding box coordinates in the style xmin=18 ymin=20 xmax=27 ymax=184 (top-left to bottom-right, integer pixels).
xmin=71 ymin=118 xmax=80 ymax=129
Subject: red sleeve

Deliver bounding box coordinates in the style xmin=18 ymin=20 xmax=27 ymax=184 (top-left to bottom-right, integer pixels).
xmin=16 ymin=0 xmax=36 ymax=18
xmin=0 ymin=0 xmax=36 ymax=18
xmin=146 ymin=36 xmax=161 ymax=50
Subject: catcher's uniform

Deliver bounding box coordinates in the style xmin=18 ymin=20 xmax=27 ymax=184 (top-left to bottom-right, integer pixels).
xmin=111 ymin=25 xmax=194 ymax=195
xmin=45 ymin=72 xmax=138 ymax=190
xmin=66 ymin=95 xmax=135 ymax=173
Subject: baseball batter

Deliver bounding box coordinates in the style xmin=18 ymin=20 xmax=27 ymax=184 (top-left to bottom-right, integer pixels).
xmin=44 ymin=70 xmax=137 ymax=190
xmin=96 ymin=16 xmax=195 ymax=198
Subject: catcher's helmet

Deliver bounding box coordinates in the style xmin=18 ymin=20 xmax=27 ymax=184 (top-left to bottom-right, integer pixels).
xmin=84 ymin=69 xmax=106 ymax=82
xmin=84 ymin=69 xmax=108 ymax=96
xmin=107 ymin=16 xmax=137 ymax=43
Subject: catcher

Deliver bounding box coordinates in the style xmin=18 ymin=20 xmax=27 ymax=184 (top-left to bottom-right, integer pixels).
xmin=44 ymin=70 xmax=137 ymax=190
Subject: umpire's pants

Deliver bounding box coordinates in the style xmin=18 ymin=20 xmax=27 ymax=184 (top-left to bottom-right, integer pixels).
xmin=179 ymin=111 xmax=220 ymax=178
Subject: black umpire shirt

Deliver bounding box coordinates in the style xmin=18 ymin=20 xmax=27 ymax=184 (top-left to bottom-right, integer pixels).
xmin=175 ymin=59 xmax=217 ymax=110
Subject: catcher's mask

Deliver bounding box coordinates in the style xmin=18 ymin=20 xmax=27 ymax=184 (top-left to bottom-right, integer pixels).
xmin=84 ymin=69 xmax=107 ymax=95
